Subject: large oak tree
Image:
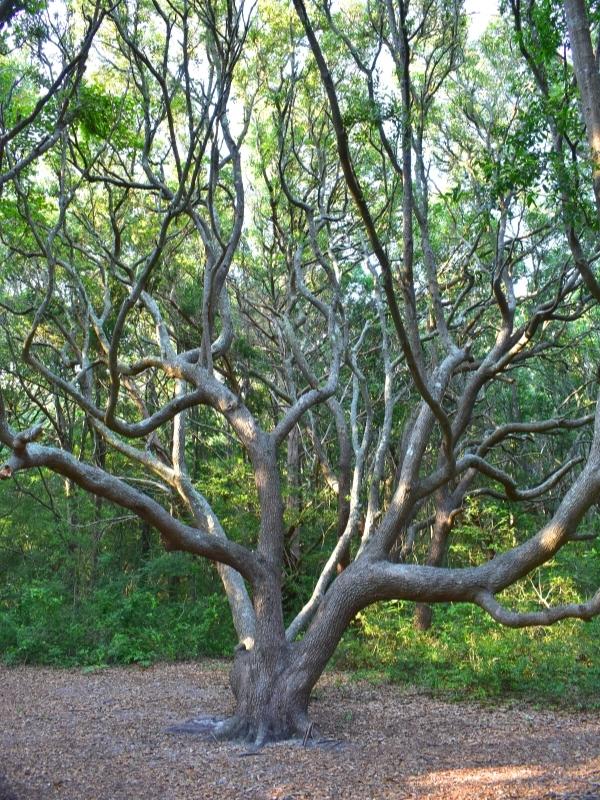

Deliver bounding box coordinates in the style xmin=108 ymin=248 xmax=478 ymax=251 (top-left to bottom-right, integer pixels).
xmin=1 ymin=0 xmax=600 ymax=744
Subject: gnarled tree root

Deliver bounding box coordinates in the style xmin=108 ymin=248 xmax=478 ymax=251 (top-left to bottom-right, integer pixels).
xmin=167 ymin=711 xmax=315 ymax=749
xmin=213 ymin=710 xmax=313 ymax=748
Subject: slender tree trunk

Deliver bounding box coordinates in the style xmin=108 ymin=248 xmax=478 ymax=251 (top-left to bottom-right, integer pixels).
xmin=140 ymin=519 xmax=151 ymax=556
xmin=414 ymin=491 xmax=454 ymax=631
xmin=564 ymin=0 xmax=600 ymax=216
xmin=335 ymin=418 xmax=352 ymax=573
xmin=90 ymin=428 xmax=107 ymax=589
xmin=286 ymin=425 xmax=301 ymax=563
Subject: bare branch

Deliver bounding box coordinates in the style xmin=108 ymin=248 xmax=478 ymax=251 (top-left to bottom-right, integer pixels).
xmin=475 ymin=589 xmax=600 ymax=627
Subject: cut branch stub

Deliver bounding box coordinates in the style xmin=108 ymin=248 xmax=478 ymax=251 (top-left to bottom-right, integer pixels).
xmin=13 ymin=424 xmax=44 ymax=453
xmin=0 ymin=423 xmax=45 ymax=478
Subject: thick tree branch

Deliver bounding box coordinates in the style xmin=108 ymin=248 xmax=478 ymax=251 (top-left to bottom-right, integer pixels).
xmin=0 ymin=440 xmax=260 ymax=582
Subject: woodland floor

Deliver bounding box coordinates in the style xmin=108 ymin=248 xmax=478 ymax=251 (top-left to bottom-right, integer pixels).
xmin=1 ymin=661 xmax=599 ymax=800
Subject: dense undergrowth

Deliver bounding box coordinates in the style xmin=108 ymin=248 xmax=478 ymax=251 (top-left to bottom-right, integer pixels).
xmin=333 ymin=601 xmax=600 ymax=709
xmin=3 ymin=571 xmax=598 ymax=709
xmin=0 ymin=556 xmax=237 ymax=667
xmin=1 ymin=474 xmax=599 ymax=708
xmin=2 ymin=553 xmax=599 ymax=709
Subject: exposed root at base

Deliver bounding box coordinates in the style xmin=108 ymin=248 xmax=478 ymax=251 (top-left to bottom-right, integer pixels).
xmin=166 ymin=711 xmax=320 ymax=749
xmin=213 ymin=712 xmax=314 ymax=748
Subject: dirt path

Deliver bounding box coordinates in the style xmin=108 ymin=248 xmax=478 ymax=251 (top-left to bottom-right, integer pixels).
xmin=1 ymin=661 xmax=599 ymax=799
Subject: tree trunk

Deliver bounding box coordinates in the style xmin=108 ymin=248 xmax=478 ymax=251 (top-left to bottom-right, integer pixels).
xmin=90 ymin=427 xmax=107 ymax=589
xmin=335 ymin=426 xmax=352 ymax=573
xmin=216 ymin=644 xmax=312 ymax=745
xmin=414 ymin=492 xmax=454 ymax=631
xmin=564 ymin=0 xmax=600 ymax=217
xmin=286 ymin=425 xmax=302 ymax=563
xmin=414 ymin=602 xmax=433 ymax=630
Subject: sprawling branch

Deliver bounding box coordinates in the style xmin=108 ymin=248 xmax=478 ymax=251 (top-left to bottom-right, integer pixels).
xmin=475 ymin=588 xmax=600 ymax=627
xmin=291 ymin=0 xmax=459 ymax=460
xmin=0 ymin=436 xmax=259 ymax=582
xmin=0 ymin=2 xmax=107 ymax=186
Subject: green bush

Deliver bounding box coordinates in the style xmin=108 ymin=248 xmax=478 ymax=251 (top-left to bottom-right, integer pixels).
xmin=0 ymin=574 xmax=235 ymax=667
xmin=333 ymin=599 xmax=600 ymax=708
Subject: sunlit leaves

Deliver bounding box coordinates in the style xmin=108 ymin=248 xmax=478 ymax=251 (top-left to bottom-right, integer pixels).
xmin=75 ymin=82 xmax=143 ymax=152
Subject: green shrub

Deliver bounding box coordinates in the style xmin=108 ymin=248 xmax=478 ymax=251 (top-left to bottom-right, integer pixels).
xmin=0 ymin=574 xmax=235 ymax=667
xmin=333 ymin=599 xmax=600 ymax=708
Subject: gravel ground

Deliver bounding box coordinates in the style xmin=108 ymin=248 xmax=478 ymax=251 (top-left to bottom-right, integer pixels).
xmin=1 ymin=661 xmax=599 ymax=799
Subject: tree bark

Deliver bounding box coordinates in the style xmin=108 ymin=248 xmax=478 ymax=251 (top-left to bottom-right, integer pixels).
xmin=217 ymin=643 xmax=312 ymax=745
xmin=286 ymin=425 xmax=302 ymax=563
xmin=414 ymin=491 xmax=453 ymax=631
xmin=564 ymin=0 xmax=600 ymax=217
